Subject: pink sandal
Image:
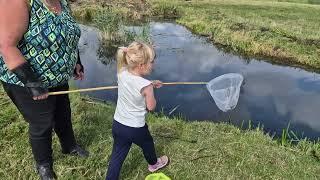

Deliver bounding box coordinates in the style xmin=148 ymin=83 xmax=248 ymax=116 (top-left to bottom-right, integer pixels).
xmin=148 ymin=155 xmax=169 ymax=172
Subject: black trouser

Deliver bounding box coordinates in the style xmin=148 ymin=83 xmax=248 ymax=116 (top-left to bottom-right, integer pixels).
xmin=106 ymin=120 xmax=157 ymax=180
xmin=2 ymin=82 xmax=77 ymax=165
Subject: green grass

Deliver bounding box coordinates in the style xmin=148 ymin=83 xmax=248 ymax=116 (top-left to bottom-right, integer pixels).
xmin=70 ymin=0 xmax=151 ymax=23
xmin=255 ymin=0 xmax=320 ymax=5
xmin=149 ymin=0 xmax=320 ymax=70
xmin=1 ymin=86 xmax=320 ymax=179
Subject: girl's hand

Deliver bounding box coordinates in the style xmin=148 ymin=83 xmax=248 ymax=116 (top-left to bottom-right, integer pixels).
xmin=152 ymin=80 xmax=163 ymax=88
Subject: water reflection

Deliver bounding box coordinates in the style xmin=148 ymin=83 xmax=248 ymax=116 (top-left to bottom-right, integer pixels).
xmin=77 ymin=23 xmax=320 ymax=140
xmin=97 ymin=40 xmax=119 ymax=65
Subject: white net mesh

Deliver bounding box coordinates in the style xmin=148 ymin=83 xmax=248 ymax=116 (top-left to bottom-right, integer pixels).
xmin=206 ymin=73 xmax=244 ymax=112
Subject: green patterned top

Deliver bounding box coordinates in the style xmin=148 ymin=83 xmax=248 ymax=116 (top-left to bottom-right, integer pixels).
xmin=0 ymin=0 xmax=81 ymax=88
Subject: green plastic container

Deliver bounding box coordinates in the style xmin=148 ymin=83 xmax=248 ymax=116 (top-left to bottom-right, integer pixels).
xmin=145 ymin=173 xmax=171 ymax=180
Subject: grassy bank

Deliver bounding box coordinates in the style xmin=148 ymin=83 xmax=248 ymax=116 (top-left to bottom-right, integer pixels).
xmin=256 ymin=0 xmax=320 ymax=5
xmin=1 ymin=87 xmax=320 ymax=179
xmin=149 ymin=0 xmax=320 ymax=70
xmin=70 ymin=0 xmax=152 ymax=23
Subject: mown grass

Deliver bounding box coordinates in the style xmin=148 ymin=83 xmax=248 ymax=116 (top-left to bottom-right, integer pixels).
xmin=148 ymin=0 xmax=320 ymax=70
xmin=1 ymin=86 xmax=320 ymax=179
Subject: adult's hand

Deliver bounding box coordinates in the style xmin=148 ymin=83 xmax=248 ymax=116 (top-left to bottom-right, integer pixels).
xmin=33 ymin=93 xmax=49 ymax=100
xmin=11 ymin=63 xmax=49 ymax=100
xmin=74 ymin=64 xmax=84 ymax=80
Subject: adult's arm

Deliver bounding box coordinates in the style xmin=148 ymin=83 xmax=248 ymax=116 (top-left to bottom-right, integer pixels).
xmin=0 ymin=0 xmax=29 ymax=70
xmin=0 ymin=0 xmax=48 ymax=100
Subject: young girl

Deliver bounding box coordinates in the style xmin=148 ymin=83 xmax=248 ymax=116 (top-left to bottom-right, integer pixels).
xmin=106 ymin=42 xmax=169 ymax=180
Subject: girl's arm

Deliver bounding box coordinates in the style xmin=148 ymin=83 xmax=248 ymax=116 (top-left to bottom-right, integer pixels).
xmin=141 ymin=84 xmax=156 ymax=111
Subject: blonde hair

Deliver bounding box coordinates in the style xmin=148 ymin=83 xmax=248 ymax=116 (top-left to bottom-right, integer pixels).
xmin=116 ymin=41 xmax=155 ymax=73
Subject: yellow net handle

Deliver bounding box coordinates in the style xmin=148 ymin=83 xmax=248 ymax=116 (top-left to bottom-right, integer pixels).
xmin=48 ymin=82 xmax=207 ymax=96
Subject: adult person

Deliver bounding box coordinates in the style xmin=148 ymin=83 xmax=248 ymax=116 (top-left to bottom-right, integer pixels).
xmin=0 ymin=0 xmax=89 ymax=179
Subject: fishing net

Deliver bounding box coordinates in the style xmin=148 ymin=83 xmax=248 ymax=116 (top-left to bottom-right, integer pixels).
xmin=206 ymin=73 xmax=244 ymax=112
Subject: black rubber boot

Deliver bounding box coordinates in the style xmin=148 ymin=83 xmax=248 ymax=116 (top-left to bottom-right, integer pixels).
xmin=62 ymin=144 xmax=89 ymax=158
xmin=36 ymin=163 xmax=57 ymax=180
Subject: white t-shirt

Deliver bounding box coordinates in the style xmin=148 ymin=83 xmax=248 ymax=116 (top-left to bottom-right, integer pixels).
xmin=114 ymin=69 xmax=152 ymax=127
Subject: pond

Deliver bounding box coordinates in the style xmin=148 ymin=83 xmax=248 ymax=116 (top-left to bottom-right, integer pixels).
xmin=76 ymin=22 xmax=320 ymax=140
